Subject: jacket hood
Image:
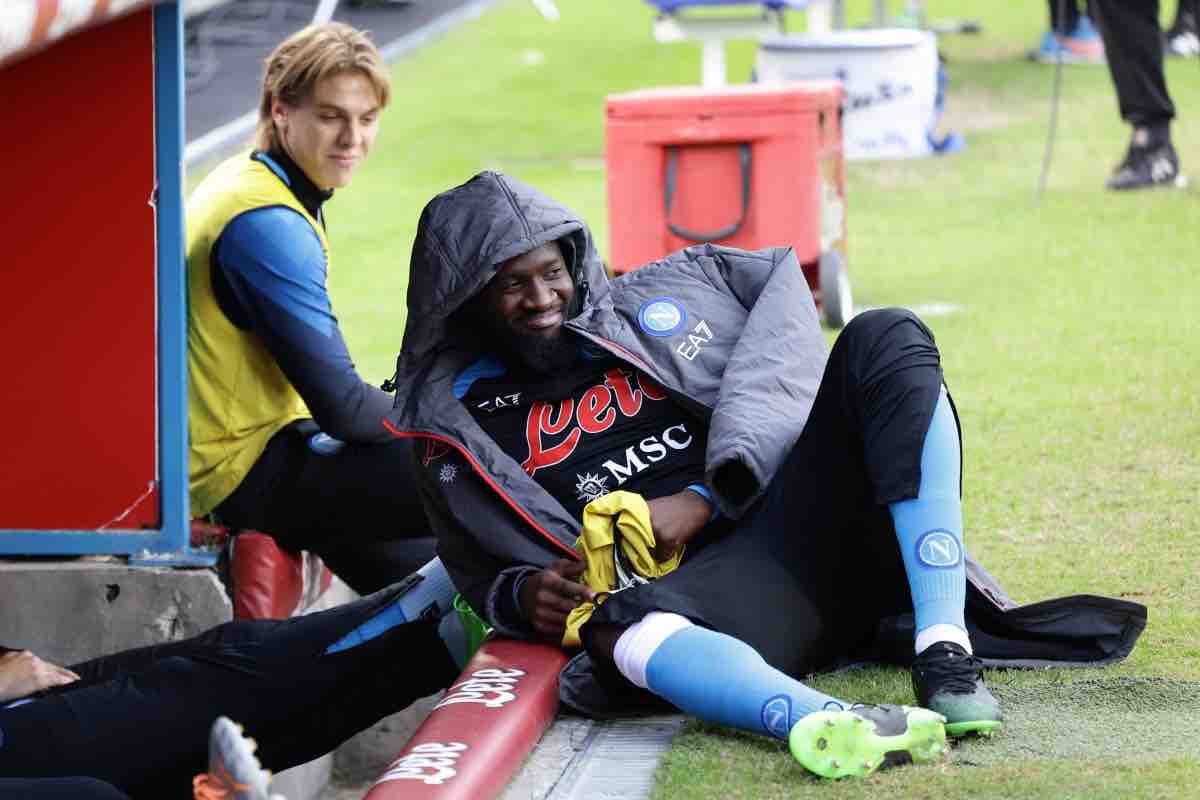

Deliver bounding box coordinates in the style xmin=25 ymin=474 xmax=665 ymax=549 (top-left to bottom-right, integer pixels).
xmin=397 ymin=171 xmax=610 ymax=377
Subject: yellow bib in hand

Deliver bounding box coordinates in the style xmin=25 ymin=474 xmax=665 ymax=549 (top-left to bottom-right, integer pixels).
xmin=562 ymin=491 xmax=683 ymax=648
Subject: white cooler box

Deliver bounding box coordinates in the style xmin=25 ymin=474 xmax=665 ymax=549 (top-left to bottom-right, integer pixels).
xmin=756 ymin=29 xmax=940 ymax=160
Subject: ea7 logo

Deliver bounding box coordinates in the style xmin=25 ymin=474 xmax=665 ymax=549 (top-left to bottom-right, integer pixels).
xmin=916 ymin=530 xmax=961 ymax=568
xmin=476 ymin=393 xmax=521 ymax=414
xmin=676 ymin=320 xmax=713 ymax=361
xmin=379 ymin=742 xmax=467 ymax=786
xmin=434 ymin=667 xmax=526 ymax=709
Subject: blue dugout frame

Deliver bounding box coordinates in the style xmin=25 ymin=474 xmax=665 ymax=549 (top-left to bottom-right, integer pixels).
xmin=0 ymin=2 xmax=212 ymax=566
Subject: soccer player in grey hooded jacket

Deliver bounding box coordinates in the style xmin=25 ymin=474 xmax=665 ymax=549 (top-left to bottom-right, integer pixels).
xmin=385 ymin=172 xmax=1146 ymax=778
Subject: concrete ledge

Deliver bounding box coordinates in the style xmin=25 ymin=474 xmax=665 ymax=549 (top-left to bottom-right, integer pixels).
xmin=275 ymin=751 xmax=333 ymax=800
xmin=0 ymin=558 xmax=230 ymax=665
xmin=502 ymin=714 xmax=685 ymax=800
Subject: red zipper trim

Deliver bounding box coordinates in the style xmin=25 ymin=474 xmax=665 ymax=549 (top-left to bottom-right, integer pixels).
xmin=382 ymin=419 xmax=579 ymax=560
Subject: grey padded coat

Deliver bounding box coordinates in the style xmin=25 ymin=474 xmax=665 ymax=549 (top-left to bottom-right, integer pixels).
xmin=385 ymin=172 xmax=1146 ymax=686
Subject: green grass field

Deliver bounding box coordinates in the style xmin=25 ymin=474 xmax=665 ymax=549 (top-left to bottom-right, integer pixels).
xmin=194 ymin=0 xmax=1200 ymax=795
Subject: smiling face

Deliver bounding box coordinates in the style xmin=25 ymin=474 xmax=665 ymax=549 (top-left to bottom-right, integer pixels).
xmin=474 ymin=241 xmax=578 ymax=373
xmin=272 ymin=70 xmax=380 ymax=190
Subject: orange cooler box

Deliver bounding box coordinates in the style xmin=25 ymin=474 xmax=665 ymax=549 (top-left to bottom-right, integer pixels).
xmin=605 ymin=82 xmax=851 ymax=325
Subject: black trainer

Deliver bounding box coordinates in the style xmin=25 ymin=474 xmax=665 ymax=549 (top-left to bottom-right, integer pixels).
xmin=1106 ymin=140 xmax=1187 ymax=191
xmin=911 ymin=641 xmax=1003 ymax=737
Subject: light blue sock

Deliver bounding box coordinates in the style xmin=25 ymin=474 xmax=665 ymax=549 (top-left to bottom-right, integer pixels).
xmin=643 ymin=625 xmax=847 ymax=740
xmin=324 ymin=558 xmax=457 ymax=655
xmin=887 ymin=388 xmax=967 ymax=641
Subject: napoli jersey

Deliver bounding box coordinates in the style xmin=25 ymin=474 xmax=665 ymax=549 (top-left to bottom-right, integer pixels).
xmin=460 ymin=353 xmax=709 ymax=521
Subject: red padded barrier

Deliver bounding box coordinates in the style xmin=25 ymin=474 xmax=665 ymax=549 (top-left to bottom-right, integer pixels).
xmin=230 ymin=532 xmax=333 ymax=620
xmin=189 ymin=519 xmax=231 ymax=549
xmin=365 ymin=639 xmax=570 ymax=800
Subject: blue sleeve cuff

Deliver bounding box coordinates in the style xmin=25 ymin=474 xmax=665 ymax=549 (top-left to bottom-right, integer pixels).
xmin=511 ymin=571 xmax=529 ymax=615
xmin=685 ymin=483 xmax=720 ymax=522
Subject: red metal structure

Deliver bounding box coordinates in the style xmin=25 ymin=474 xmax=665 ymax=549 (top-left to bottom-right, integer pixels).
xmin=0 ymin=0 xmax=202 ymax=561
xmin=605 ymin=81 xmax=852 ymax=325
xmin=4 ymin=9 xmax=158 ymax=531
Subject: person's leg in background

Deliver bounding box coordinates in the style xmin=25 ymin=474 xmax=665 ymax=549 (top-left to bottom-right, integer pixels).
xmin=215 ymin=424 xmax=437 ymax=594
xmin=1033 ymin=0 xmax=1105 ymax=63
xmin=1054 ymin=0 xmax=1083 ymax=34
xmin=0 ymin=585 xmax=457 ymax=798
xmin=1090 ymin=0 xmax=1186 ymax=189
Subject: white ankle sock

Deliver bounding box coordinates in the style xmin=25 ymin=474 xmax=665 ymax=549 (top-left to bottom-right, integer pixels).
xmin=915 ymin=623 xmax=973 ymax=655
xmin=613 ymin=612 xmax=694 ymax=690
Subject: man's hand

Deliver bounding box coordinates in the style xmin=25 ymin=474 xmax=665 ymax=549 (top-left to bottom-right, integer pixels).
xmin=519 ymin=559 xmax=594 ymax=640
xmin=648 ymin=490 xmax=712 ymax=562
xmin=0 ymin=649 xmax=79 ymax=704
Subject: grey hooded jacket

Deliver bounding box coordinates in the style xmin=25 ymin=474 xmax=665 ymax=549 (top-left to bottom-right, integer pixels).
xmin=386 ymin=172 xmax=1146 ymax=678
xmin=386 ymin=171 xmax=826 ymax=633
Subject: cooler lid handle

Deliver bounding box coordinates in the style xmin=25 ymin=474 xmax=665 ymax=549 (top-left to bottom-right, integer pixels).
xmin=663 ymin=142 xmax=752 ymax=243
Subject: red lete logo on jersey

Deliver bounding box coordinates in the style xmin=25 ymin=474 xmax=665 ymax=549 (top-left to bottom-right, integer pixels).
xmin=522 ymin=368 xmax=668 ymax=475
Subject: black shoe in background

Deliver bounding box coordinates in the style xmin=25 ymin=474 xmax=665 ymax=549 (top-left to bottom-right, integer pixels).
xmin=1106 ymin=140 xmax=1187 ymax=191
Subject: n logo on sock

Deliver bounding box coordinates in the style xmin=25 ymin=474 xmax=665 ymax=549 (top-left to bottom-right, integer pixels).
xmin=916 ymin=529 xmax=961 ymax=568
xmin=761 ymin=695 xmax=793 ymax=740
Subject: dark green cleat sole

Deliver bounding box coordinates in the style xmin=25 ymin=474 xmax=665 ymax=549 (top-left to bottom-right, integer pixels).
xmin=945 ymin=718 xmax=1003 ymax=738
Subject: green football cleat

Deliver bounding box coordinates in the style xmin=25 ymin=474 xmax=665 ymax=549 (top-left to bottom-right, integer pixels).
xmin=789 ymin=704 xmax=948 ymax=779
xmin=912 ymin=641 xmax=1004 ymax=737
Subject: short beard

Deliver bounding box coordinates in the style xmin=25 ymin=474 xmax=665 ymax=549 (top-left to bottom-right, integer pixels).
xmin=500 ymin=328 xmax=579 ymax=375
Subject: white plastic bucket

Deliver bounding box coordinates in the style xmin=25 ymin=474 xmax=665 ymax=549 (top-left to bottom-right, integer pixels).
xmin=756 ymin=29 xmax=939 ymax=160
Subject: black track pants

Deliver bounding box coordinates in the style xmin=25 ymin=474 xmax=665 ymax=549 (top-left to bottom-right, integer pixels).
xmin=0 ymin=585 xmax=457 ymax=798
xmin=586 ymin=308 xmax=951 ymax=678
xmin=1091 ymin=0 xmax=1176 ymax=128
xmin=215 ymin=426 xmax=436 ymax=595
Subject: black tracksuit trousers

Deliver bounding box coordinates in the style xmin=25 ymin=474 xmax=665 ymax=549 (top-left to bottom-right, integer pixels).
xmin=0 ymin=585 xmax=456 ymax=798
xmin=1092 ymin=0 xmax=1177 ymax=129
xmin=215 ymin=431 xmax=437 ymax=596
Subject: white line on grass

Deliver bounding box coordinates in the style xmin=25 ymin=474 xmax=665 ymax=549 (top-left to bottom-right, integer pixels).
xmin=184 ymin=0 xmax=500 ymax=167
xmin=858 ymin=303 xmax=964 ymax=317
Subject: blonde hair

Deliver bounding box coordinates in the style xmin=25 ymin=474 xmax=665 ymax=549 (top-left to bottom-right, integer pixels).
xmin=255 ymin=22 xmax=391 ymax=152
